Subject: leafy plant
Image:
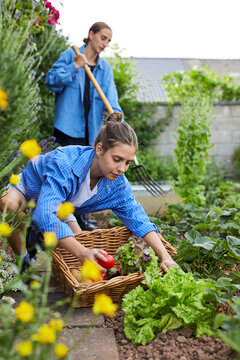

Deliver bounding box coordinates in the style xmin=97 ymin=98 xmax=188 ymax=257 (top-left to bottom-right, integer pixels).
xmin=162 ymin=65 xmax=240 ymax=103
xmin=215 ymin=296 xmax=240 ymax=353
xmin=149 ymin=184 xmax=240 ymax=279
xmin=0 ymin=5 xmax=40 ymax=164
xmin=174 ymin=94 xmax=214 ymax=204
xmin=115 ymin=236 xmax=160 ymax=275
xmin=0 ymin=0 xmax=62 ymax=169
xmin=232 ymin=145 xmax=240 ymax=180
xmin=122 ymin=266 xmax=220 ymax=345
xmin=35 ymin=28 xmax=69 ymax=140
xmin=175 ymin=229 xmax=240 ymax=277
xmin=0 ymin=250 xmax=24 ymax=294
xmin=106 ymin=44 xmax=139 ymax=105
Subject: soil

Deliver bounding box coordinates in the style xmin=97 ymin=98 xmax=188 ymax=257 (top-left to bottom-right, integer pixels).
xmin=104 ymin=305 xmax=240 ymax=360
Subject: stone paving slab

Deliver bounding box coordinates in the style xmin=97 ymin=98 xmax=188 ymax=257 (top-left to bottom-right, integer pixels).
xmin=59 ymin=327 xmax=119 ymax=360
xmin=10 ymin=288 xmax=104 ymax=327
xmin=48 ymin=292 xmax=104 ymax=327
xmin=10 ymin=259 xmax=119 ymax=359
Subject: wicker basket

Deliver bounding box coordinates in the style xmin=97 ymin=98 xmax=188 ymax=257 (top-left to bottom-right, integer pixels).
xmin=52 ymin=226 xmax=177 ymax=307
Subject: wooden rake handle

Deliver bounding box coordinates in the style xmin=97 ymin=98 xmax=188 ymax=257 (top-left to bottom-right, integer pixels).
xmin=72 ymin=46 xmax=138 ymax=164
xmin=72 ymin=45 xmax=114 ymax=114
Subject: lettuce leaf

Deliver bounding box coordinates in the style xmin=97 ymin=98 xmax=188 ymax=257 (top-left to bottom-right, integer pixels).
xmin=122 ymin=266 xmax=217 ymax=344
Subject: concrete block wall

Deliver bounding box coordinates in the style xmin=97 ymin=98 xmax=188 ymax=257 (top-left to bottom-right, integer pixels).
xmin=152 ymin=103 xmax=240 ymax=166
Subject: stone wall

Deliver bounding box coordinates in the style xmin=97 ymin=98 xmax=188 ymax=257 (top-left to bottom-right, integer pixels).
xmin=152 ymin=102 xmax=240 ymax=166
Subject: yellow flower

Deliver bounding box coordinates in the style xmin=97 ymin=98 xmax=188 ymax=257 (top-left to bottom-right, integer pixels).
xmin=0 ymin=223 xmax=12 ymax=237
xmin=28 ymin=200 xmax=36 ymax=209
xmin=16 ymin=340 xmax=33 ymax=357
xmin=81 ymin=259 xmax=101 ymax=282
xmin=57 ymin=202 xmax=75 ymax=220
xmin=55 ymin=343 xmax=69 ymax=358
xmin=30 ymin=280 xmax=40 ymax=289
xmin=9 ymin=174 xmax=20 ymax=186
xmin=0 ymin=89 xmax=8 ymax=110
xmin=44 ymin=232 xmax=57 ymax=248
xmin=49 ymin=318 xmax=64 ymax=332
xmin=93 ymin=294 xmax=117 ymax=318
xmin=37 ymin=324 xmax=56 ymax=344
xmin=19 ymin=139 xmax=41 ymax=159
xmin=15 ymin=301 xmax=34 ymax=323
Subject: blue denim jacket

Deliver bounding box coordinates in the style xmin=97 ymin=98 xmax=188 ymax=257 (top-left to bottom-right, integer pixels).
xmin=21 ymin=146 xmax=158 ymax=240
xmin=46 ymin=45 xmax=123 ymax=145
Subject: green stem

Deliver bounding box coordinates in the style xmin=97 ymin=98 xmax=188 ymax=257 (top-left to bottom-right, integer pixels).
xmin=0 ymin=156 xmax=22 ymax=179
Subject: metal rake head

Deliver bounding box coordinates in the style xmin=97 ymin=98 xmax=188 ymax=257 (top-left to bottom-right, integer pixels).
xmin=131 ymin=163 xmax=169 ymax=197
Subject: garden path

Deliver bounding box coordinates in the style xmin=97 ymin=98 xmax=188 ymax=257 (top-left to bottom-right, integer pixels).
xmin=12 ymin=260 xmax=119 ymax=360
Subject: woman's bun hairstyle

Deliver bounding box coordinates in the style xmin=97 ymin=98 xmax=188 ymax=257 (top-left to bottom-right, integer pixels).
xmin=105 ymin=112 xmax=123 ymax=123
xmin=95 ymin=114 xmax=138 ymax=152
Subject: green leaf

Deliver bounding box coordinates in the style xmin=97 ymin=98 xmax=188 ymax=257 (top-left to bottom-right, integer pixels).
xmin=214 ymin=277 xmax=233 ymax=289
xmin=185 ymin=230 xmax=215 ymax=250
xmin=224 ymin=236 xmax=240 ymax=260
xmin=217 ymin=330 xmax=240 ymax=353
xmin=219 ymin=221 xmax=240 ymax=230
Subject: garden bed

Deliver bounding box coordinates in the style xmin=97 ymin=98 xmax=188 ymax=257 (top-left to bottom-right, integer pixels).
xmin=104 ymin=305 xmax=239 ymax=360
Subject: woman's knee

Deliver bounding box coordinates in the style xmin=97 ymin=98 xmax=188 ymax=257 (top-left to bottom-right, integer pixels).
xmin=0 ymin=190 xmax=26 ymax=213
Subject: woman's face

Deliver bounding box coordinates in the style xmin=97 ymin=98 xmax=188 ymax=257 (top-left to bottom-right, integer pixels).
xmin=89 ymin=28 xmax=112 ymax=54
xmin=95 ymin=142 xmax=136 ymax=181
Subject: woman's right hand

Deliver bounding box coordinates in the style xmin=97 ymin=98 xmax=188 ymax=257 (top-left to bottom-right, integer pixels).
xmin=80 ymin=247 xmax=108 ymax=269
xmin=74 ymin=53 xmax=87 ymax=69
xmin=58 ymin=237 xmax=107 ymax=268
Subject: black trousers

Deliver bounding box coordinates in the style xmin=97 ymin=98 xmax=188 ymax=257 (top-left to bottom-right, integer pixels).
xmin=53 ymin=128 xmax=88 ymax=146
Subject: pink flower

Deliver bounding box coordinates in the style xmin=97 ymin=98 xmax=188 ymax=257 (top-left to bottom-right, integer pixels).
xmin=45 ymin=2 xmax=53 ymax=10
xmin=48 ymin=18 xmax=58 ymax=25
xmin=53 ymin=10 xmax=60 ymax=20
xmin=37 ymin=17 xmax=42 ymax=23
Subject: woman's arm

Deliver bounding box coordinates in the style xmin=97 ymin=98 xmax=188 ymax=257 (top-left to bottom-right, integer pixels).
xmin=46 ymin=49 xmax=79 ymax=92
xmin=143 ymin=231 xmax=177 ymax=271
xmin=58 ymin=236 xmax=107 ymax=265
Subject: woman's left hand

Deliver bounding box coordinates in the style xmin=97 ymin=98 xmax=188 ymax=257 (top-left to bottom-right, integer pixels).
xmin=160 ymin=258 xmax=178 ymax=272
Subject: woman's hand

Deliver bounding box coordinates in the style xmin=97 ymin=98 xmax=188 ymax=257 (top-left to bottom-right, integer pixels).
xmin=74 ymin=53 xmax=87 ymax=69
xmin=160 ymin=258 xmax=178 ymax=272
xmin=80 ymin=248 xmax=108 ymax=270
xmin=58 ymin=237 xmax=107 ymax=269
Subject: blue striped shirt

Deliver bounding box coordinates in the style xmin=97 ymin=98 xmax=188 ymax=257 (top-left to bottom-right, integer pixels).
xmin=21 ymin=146 xmax=158 ymax=240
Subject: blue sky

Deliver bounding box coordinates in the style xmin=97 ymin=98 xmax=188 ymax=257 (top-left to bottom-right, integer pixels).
xmin=52 ymin=0 xmax=240 ymax=59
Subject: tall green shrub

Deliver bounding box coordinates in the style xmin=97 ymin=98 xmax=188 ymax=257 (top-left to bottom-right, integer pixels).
xmin=34 ymin=29 xmax=69 ymax=140
xmin=0 ymin=0 xmax=67 ymax=173
xmin=163 ymin=66 xmax=240 ymax=103
xmin=174 ymin=94 xmax=214 ymax=204
xmin=0 ymin=3 xmax=40 ymax=168
xmin=233 ymin=145 xmax=240 ymax=180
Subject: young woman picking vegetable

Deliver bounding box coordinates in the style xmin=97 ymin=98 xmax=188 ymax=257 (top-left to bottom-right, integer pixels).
xmin=0 ymin=117 xmax=177 ymax=272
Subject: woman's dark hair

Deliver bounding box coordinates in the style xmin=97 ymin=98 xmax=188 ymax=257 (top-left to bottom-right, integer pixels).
xmin=83 ymin=22 xmax=112 ymax=45
xmin=94 ymin=113 xmax=138 ymax=152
